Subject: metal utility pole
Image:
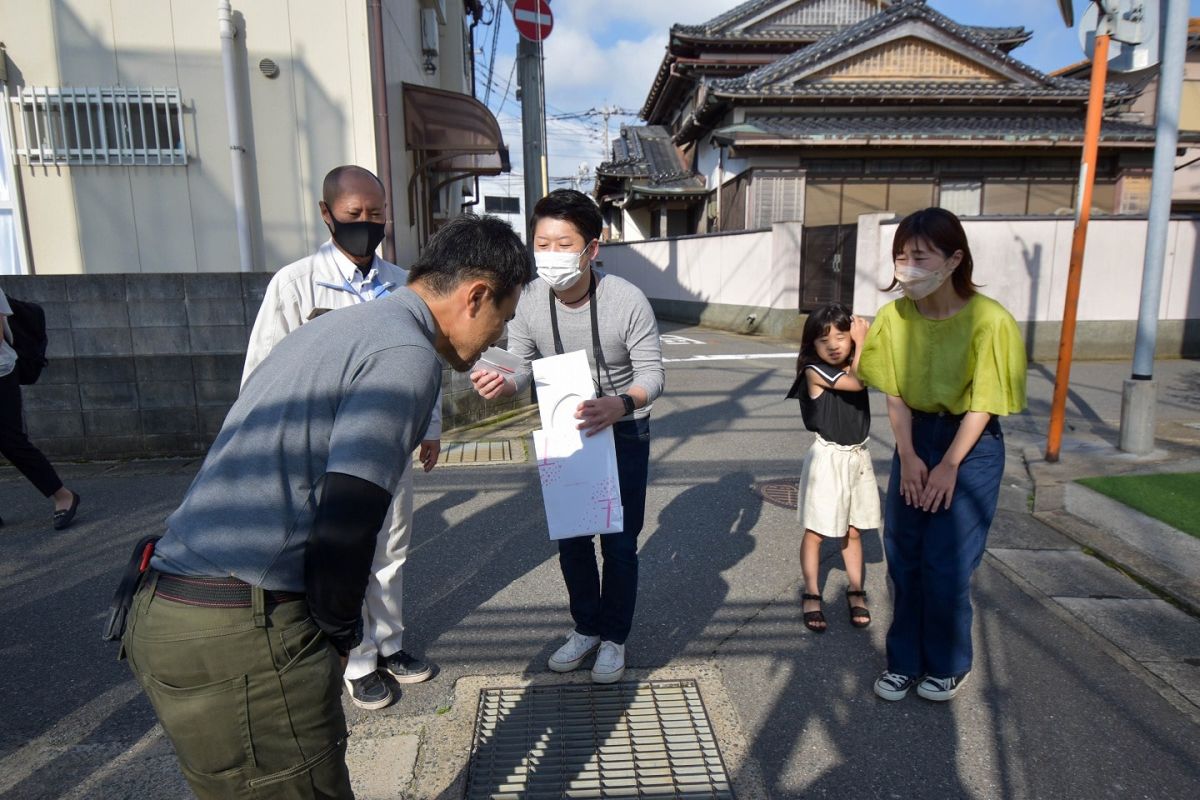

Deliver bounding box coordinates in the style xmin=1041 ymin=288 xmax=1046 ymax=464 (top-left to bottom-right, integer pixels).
xmin=1120 ymin=0 xmax=1190 ymax=454
xmin=1046 ymin=4 xmax=1114 ymax=463
xmin=507 ymin=0 xmax=549 ymax=235
xmin=516 ymin=36 xmax=546 ymax=232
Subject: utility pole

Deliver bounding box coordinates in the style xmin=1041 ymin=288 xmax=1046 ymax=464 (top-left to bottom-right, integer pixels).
xmin=507 ymin=0 xmax=549 ymax=238
xmin=1046 ymin=2 xmax=1115 ymax=462
xmin=1120 ymin=0 xmax=1189 ymax=454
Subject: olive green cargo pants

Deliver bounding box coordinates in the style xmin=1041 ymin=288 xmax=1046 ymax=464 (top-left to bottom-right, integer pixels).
xmin=124 ymin=574 xmax=353 ymax=799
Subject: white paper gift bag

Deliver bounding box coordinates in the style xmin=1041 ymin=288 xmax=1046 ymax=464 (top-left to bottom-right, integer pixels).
xmin=532 ymin=426 xmax=624 ymax=539
xmin=529 ymin=350 xmax=624 ymax=539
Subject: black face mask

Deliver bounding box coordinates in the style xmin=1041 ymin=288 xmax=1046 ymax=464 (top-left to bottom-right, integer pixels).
xmin=325 ymin=210 xmax=386 ymax=259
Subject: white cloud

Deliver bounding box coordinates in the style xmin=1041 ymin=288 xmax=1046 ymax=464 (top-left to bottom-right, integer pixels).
xmin=541 ymin=28 xmax=669 ymax=113
xmin=551 ymin=0 xmax=735 ymax=36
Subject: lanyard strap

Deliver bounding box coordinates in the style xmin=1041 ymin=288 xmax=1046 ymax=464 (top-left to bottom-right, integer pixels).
xmin=548 ymin=273 xmax=611 ymax=396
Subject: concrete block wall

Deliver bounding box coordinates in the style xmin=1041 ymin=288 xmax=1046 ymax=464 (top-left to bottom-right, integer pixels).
xmin=0 ymin=275 xmax=529 ymax=461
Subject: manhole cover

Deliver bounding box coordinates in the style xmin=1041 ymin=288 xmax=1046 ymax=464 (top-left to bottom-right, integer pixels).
xmin=421 ymin=439 xmax=527 ymax=467
xmin=466 ymin=680 xmax=733 ymax=799
xmin=752 ymin=479 xmax=798 ymax=510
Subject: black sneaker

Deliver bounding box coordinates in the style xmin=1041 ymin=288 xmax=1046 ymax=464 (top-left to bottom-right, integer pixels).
xmin=874 ymin=671 xmax=917 ymax=701
xmin=380 ymin=650 xmax=433 ymax=684
xmin=917 ymin=672 xmax=970 ymax=702
xmin=344 ymin=671 xmax=393 ymax=710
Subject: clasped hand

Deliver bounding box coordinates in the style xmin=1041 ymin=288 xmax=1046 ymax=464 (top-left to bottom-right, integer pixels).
xmin=899 ymin=454 xmax=958 ymax=512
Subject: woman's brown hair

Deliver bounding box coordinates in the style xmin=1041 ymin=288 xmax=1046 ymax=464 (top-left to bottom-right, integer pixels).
xmin=886 ymin=207 xmax=979 ymax=299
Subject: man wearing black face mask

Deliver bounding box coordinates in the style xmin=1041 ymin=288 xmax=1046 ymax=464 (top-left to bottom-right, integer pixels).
xmin=243 ymin=165 xmax=439 ymax=712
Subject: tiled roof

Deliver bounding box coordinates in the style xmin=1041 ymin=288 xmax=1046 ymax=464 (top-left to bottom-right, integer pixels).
xmin=596 ymin=125 xmax=705 ymax=190
xmin=674 ymin=24 xmax=1030 ymax=46
xmin=674 ymin=0 xmax=1029 ymax=45
xmin=711 ymin=0 xmax=1059 ymax=94
xmin=712 ymin=80 xmax=1132 ymax=100
xmin=721 ymin=114 xmax=1170 ymax=143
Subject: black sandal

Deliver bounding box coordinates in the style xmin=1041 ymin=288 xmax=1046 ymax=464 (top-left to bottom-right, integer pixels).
xmin=846 ymin=590 xmax=871 ymax=628
xmin=802 ymin=593 xmax=827 ymax=633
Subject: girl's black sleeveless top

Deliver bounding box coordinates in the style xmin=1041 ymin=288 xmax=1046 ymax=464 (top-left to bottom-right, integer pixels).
xmin=786 ymin=363 xmax=870 ymax=446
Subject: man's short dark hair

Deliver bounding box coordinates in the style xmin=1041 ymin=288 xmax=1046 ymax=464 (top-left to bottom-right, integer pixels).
xmin=407 ymin=214 xmax=533 ymax=303
xmin=322 ymin=165 xmax=385 ymax=207
xmin=530 ymin=189 xmax=602 ymax=243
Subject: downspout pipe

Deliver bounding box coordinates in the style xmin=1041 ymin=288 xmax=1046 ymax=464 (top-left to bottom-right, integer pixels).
xmin=218 ymin=0 xmax=254 ymax=272
xmin=368 ymin=0 xmax=397 ymax=263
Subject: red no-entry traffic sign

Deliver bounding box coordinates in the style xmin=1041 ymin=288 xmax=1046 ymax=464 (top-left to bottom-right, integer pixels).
xmin=512 ymin=0 xmax=553 ymax=42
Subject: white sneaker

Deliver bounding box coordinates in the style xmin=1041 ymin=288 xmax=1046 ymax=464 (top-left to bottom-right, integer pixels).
xmin=548 ymin=631 xmax=601 ymax=672
xmin=590 ymin=641 xmax=626 ymax=684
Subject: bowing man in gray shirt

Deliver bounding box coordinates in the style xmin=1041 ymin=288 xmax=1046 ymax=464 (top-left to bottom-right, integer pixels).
xmin=124 ymin=215 xmax=531 ymax=800
xmin=471 ymin=189 xmax=664 ymax=685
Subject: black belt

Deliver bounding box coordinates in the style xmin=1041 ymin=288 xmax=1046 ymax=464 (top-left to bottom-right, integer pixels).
xmin=153 ymin=572 xmax=304 ymax=608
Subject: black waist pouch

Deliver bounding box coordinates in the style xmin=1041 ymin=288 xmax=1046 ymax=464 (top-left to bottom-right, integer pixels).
xmin=102 ymin=535 xmax=160 ymax=643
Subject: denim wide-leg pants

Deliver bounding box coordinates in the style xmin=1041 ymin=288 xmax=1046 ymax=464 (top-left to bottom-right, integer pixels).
xmin=884 ymin=412 xmax=1004 ymax=679
xmin=557 ymin=418 xmax=650 ymax=645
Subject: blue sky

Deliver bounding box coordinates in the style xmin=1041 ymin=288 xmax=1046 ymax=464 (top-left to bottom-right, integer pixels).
xmin=473 ymin=0 xmax=1196 ymax=192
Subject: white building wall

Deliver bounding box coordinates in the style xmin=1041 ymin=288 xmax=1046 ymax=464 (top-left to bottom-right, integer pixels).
xmin=855 ymin=217 xmax=1199 ymax=324
xmin=379 ymin=0 xmax=475 ymax=267
xmin=600 ymin=216 xmax=1196 ymax=329
xmin=600 ymin=228 xmax=786 ymax=308
xmin=0 ymin=0 xmax=474 ymax=274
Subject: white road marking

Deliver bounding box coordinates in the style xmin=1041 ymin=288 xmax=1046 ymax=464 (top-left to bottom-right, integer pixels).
xmin=663 ymin=353 xmax=795 ymax=363
xmin=659 ymin=334 xmax=706 ymax=345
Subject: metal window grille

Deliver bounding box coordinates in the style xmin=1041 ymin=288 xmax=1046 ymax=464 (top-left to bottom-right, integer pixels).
xmin=5 ymin=85 xmax=186 ymax=166
xmin=750 ymin=171 xmax=805 ymax=228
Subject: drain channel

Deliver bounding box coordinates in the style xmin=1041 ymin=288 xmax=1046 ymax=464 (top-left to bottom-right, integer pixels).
xmin=422 ymin=439 xmax=527 ymax=466
xmin=466 ymin=680 xmax=733 ymax=799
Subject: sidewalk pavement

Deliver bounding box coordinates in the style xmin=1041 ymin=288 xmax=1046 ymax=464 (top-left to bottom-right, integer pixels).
xmin=1 ymin=329 xmax=1198 ymax=799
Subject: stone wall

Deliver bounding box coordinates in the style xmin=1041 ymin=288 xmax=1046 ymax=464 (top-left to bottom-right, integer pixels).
xmin=0 ymin=274 xmax=528 ymax=460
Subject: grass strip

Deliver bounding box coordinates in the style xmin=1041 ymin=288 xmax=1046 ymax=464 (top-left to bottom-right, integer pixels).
xmin=1076 ymin=472 xmax=1200 ymax=539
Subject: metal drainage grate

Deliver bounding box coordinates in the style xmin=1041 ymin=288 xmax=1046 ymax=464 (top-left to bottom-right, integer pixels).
xmin=752 ymin=479 xmax=799 ymax=510
xmin=422 ymin=439 xmax=527 ymax=467
xmin=466 ymin=680 xmax=733 ymax=799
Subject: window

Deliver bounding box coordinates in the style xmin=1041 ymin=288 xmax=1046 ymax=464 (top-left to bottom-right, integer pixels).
xmin=888 ymin=182 xmax=934 ymax=216
xmin=6 ymin=86 xmax=186 ymax=166
xmin=1027 ymin=182 xmax=1074 ymax=215
xmin=804 ymin=181 xmax=842 ymax=227
xmin=666 ymin=208 xmax=690 ymax=237
xmin=483 ymin=195 xmax=520 ymax=214
xmin=983 ymin=181 xmax=1029 ymax=215
xmin=749 ymin=172 xmax=804 ymax=228
xmin=939 ymin=180 xmax=983 ymax=217
xmin=1181 ymin=80 xmax=1200 ymax=131
xmin=840 ymin=182 xmax=887 ymax=223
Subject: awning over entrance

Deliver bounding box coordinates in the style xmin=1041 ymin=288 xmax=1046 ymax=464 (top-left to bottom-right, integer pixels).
xmin=402 ymin=83 xmax=509 ymax=243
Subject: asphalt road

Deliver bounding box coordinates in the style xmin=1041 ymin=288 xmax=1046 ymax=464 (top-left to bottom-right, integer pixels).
xmin=1 ymin=323 xmax=1198 ymax=798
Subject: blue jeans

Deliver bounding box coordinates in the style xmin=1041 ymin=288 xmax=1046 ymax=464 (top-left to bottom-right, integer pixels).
xmin=884 ymin=412 xmax=1004 ymax=679
xmin=557 ymin=418 xmax=650 ymax=645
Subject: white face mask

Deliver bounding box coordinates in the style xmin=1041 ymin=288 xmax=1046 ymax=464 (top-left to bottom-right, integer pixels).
xmin=894 ymin=264 xmax=954 ymax=301
xmin=535 ymin=247 xmax=589 ymax=291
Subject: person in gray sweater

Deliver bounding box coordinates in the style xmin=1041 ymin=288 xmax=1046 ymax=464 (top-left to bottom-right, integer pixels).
xmin=471 ymin=189 xmax=664 ymax=683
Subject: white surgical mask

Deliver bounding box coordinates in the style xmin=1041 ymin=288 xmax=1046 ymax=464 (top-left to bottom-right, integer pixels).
xmin=894 ymin=264 xmax=953 ymax=301
xmin=535 ymin=247 xmax=588 ymax=291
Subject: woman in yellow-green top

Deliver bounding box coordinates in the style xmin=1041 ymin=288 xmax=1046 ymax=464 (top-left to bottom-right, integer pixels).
xmin=858 ymin=207 xmax=1026 ymax=704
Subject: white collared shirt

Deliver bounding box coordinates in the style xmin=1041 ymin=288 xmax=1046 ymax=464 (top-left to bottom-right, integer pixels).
xmin=242 ymin=240 xmax=441 ymax=437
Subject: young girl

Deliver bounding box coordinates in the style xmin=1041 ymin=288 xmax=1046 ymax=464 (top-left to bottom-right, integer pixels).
xmin=858 ymin=207 xmax=1026 ymax=702
xmin=787 ymin=303 xmax=880 ymax=633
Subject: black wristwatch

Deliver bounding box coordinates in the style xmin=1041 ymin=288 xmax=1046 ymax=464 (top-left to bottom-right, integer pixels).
xmin=618 ymin=393 xmax=636 ymax=416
